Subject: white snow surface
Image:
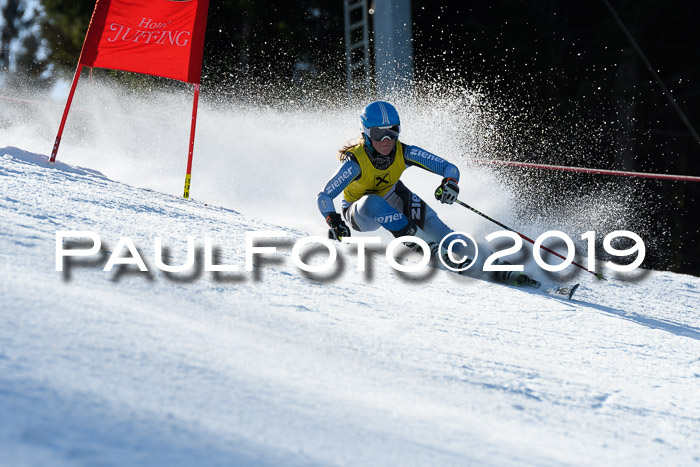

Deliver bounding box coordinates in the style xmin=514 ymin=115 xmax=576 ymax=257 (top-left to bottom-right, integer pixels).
xmin=1 ymin=91 xmax=700 ymax=465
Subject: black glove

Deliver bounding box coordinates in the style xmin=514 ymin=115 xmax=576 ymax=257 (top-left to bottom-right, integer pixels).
xmin=434 ymin=177 xmax=459 ymax=204
xmin=326 ymin=213 xmax=351 ymax=241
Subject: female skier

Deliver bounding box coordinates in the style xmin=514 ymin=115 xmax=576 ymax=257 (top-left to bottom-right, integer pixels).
xmin=316 ymin=100 xmax=473 ymax=269
xmin=317 ymin=100 xmax=540 ymax=287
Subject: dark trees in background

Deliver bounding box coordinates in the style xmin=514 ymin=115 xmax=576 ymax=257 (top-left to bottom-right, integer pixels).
xmin=202 ymin=1 xmax=345 ymax=97
xmin=38 ymin=0 xmax=94 ymax=70
xmin=412 ymin=0 xmax=700 ymax=274
xmin=0 ymin=0 xmax=23 ymax=70
xmin=33 ymin=0 xmax=346 ymax=97
xmin=1 ymin=0 xmax=49 ymax=86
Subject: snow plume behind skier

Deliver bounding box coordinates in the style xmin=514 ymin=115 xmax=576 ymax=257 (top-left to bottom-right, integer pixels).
xmin=316 ymin=100 xmax=540 ymax=287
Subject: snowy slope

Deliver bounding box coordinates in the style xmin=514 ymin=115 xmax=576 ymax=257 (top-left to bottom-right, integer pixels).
xmin=2 ymin=144 xmax=700 ymax=466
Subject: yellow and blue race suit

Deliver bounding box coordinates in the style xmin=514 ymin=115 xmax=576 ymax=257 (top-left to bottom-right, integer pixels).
xmin=317 ymin=141 xmax=460 ymax=241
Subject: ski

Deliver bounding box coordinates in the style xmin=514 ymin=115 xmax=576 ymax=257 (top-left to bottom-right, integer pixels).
xmin=541 ymin=283 xmax=580 ymax=300
xmin=509 ymin=273 xmax=580 ymax=300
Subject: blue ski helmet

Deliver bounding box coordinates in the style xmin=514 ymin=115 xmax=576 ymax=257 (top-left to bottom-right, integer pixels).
xmin=360 ymin=101 xmax=401 ymax=140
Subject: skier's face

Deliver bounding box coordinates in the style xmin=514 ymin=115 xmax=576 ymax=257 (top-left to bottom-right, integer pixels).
xmin=371 ymin=137 xmax=396 ymax=155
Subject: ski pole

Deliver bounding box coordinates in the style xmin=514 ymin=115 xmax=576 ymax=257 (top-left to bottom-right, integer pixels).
xmin=454 ymin=199 xmax=606 ymax=280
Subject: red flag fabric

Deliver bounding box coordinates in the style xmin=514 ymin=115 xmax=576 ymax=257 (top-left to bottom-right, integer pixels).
xmin=79 ymin=0 xmax=209 ymax=84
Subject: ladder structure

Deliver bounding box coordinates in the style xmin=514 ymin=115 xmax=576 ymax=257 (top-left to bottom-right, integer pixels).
xmin=343 ymin=0 xmax=371 ymax=100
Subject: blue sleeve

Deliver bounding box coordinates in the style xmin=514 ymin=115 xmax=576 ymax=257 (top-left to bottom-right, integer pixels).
xmin=317 ymin=158 xmax=361 ymax=217
xmin=404 ymin=144 xmax=460 ymax=181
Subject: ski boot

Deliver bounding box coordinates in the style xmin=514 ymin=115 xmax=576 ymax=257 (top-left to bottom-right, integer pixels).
xmin=494 ymin=267 xmax=542 ymax=289
xmin=512 ymin=272 xmax=541 ymax=288
xmin=440 ymin=249 xmax=473 ymax=274
xmin=393 ymin=223 xmax=439 ymax=258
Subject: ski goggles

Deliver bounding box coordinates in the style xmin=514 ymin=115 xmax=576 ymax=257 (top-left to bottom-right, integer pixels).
xmin=364 ymin=125 xmax=400 ymax=142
